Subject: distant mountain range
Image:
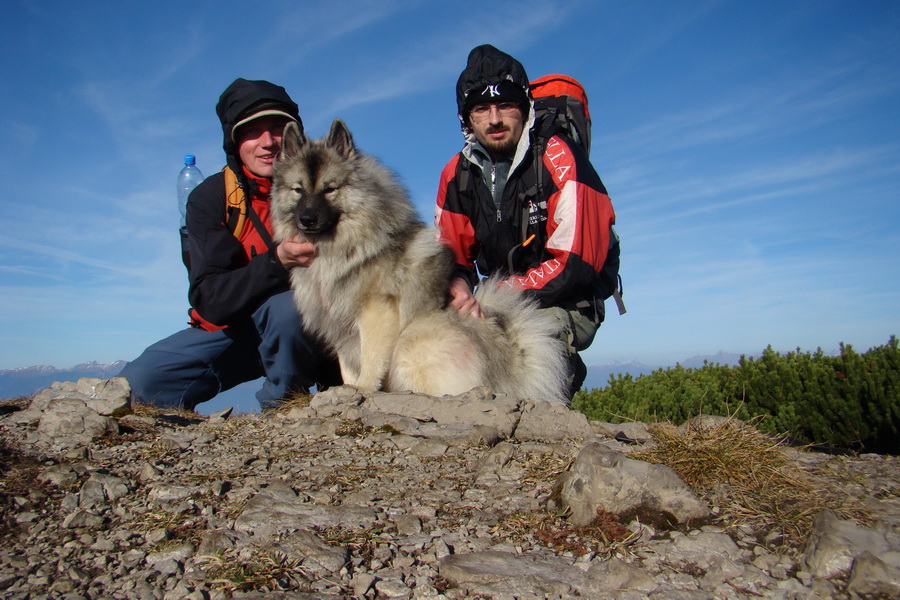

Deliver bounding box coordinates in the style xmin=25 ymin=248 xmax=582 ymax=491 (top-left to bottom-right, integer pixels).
xmin=0 ymin=361 xmax=127 ymax=399
xmin=581 ymin=352 xmax=749 ymax=390
xmin=0 ymin=353 xmax=754 ymax=402
xmin=581 ymin=361 xmax=658 ymax=390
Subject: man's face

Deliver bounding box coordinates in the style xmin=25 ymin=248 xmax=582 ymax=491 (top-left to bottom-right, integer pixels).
xmin=236 ymin=115 xmax=290 ymax=178
xmin=468 ymin=102 xmax=525 ymax=159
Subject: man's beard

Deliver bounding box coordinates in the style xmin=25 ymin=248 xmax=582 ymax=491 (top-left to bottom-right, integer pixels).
xmin=481 ymin=127 xmax=517 ymax=157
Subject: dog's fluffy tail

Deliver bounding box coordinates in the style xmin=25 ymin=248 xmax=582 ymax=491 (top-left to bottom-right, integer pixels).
xmin=473 ymin=276 xmax=570 ymax=404
xmin=388 ymin=275 xmax=570 ymax=403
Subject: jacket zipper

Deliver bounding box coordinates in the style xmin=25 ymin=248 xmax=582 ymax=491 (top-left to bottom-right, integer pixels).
xmin=492 ymin=165 xmax=503 ymax=222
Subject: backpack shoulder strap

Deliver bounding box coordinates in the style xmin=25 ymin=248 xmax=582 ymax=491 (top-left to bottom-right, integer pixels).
xmin=242 ymin=196 xmax=275 ymax=251
xmin=223 ymin=166 xmax=247 ymax=238
xmin=455 ymin=152 xmax=471 ymax=194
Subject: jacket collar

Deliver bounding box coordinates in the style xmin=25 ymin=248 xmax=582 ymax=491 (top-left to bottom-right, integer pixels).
xmin=461 ymin=103 xmax=536 ymax=174
xmin=241 ymin=165 xmax=271 ymax=197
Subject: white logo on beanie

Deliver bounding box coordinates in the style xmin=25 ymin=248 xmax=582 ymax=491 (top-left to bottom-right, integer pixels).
xmin=482 ymin=84 xmax=501 ymax=97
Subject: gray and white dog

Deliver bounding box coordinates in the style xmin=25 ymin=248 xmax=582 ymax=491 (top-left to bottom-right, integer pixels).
xmin=271 ymin=119 xmax=568 ymax=403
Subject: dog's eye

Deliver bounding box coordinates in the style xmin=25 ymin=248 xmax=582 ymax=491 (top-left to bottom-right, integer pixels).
xmin=292 ymin=186 xmax=303 ymax=196
xmin=323 ymin=186 xmax=338 ymax=196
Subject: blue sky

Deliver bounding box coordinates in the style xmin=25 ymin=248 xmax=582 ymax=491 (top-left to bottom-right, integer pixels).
xmin=2 ymin=0 xmax=899 ymax=373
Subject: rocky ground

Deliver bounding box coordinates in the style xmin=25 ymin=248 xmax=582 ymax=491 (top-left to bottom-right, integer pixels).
xmin=1 ymin=378 xmax=898 ymax=600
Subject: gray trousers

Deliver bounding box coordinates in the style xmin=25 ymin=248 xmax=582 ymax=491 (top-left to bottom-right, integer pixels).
xmin=542 ymin=305 xmax=600 ymax=400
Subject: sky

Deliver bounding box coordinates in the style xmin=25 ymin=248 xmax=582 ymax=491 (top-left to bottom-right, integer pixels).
xmin=1 ymin=0 xmax=899 ymax=375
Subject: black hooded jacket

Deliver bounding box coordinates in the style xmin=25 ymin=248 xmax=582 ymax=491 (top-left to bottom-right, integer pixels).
xmin=185 ymin=79 xmax=302 ymax=327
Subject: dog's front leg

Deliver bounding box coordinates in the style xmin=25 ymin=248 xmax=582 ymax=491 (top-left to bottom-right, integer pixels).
xmin=353 ymin=295 xmax=400 ymax=391
xmin=336 ymin=353 xmax=360 ymax=387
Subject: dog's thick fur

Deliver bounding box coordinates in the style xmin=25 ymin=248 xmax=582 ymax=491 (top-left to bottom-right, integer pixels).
xmin=271 ymin=119 xmax=568 ymax=403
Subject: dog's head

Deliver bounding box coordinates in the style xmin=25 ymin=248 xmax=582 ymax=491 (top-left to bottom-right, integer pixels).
xmin=271 ymin=119 xmax=357 ymax=239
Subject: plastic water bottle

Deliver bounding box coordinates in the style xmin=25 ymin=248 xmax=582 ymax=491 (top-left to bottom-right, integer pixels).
xmin=178 ymin=155 xmax=204 ymax=271
xmin=177 ymin=155 xmax=204 ymax=227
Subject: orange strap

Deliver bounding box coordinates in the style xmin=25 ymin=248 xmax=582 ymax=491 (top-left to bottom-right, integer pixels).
xmin=223 ymin=166 xmax=247 ymax=238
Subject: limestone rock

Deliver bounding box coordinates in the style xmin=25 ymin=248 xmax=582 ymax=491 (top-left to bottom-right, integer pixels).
xmin=362 ymin=388 xmax=521 ymax=438
xmin=803 ymin=509 xmax=891 ymax=578
xmin=234 ymin=487 xmax=378 ymax=540
xmin=847 ymin=550 xmax=900 ymax=599
xmin=439 ymin=550 xmax=582 ymax=597
xmin=515 ymin=399 xmax=597 ymax=441
xmin=550 ymin=442 xmax=710 ymax=526
xmin=77 ymin=472 xmax=132 ymax=509
xmin=78 ymin=376 xmax=131 ymax=416
xmin=265 ymin=529 xmax=350 ymax=576
xmin=36 ymin=397 xmax=119 ymax=447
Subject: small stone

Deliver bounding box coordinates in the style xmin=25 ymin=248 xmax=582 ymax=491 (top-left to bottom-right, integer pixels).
xmin=352 ymin=572 xmax=377 ymax=596
xmin=395 ymin=514 xmax=423 ymax=536
xmin=14 ymin=511 xmax=39 ymax=524
xmin=376 ymin=577 xmax=413 ymax=599
xmin=146 ymin=527 xmax=170 ymax=545
xmin=61 ymin=509 xmax=105 ymax=529
xmin=139 ymin=462 xmax=164 ymax=482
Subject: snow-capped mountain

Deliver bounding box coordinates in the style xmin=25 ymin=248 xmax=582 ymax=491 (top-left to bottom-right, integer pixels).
xmin=0 ymin=361 xmax=127 ymax=399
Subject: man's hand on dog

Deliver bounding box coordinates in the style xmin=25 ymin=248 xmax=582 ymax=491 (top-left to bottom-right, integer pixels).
xmin=447 ymin=276 xmax=483 ymax=318
xmin=277 ymin=236 xmax=318 ymax=268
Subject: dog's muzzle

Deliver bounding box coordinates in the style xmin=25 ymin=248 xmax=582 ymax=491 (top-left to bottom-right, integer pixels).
xmin=295 ymin=208 xmax=338 ymax=235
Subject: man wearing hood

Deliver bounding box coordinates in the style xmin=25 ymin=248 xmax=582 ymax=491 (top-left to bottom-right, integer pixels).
xmin=120 ymin=78 xmax=335 ymax=411
xmin=435 ymin=45 xmax=618 ymax=398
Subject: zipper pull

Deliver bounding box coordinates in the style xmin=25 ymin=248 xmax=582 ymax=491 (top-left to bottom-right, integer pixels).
xmin=496 ymin=209 xmax=502 ymax=223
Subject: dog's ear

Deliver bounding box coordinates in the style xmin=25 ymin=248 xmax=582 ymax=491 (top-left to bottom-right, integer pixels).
xmin=327 ymin=119 xmax=356 ymax=159
xmin=280 ymin=121 xmax=308 ymax=159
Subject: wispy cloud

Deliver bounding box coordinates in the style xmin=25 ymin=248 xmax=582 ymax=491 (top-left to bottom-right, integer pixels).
xmin=291 ymin=0 xmax=575 ymax=119
xmin=605 ymin=54 xmax=900 ymax=166
xmin=603 ymin=0 xmax=724 ymax=83
xmin=0 ymin=234 xmax=134 ymax=277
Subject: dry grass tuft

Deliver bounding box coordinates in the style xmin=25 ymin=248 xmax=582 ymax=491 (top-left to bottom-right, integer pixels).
xmin=0 ymin=397 xmax=32 ymax=412
xmin=273 ymin=390 xmax=314 ymax=413
xmin=520 ymin=451 xmax=575 ymax=485
xmin=320 ymin=463 xmax=387 ymax=491
xmin=0 ymin=439 xmax=45 ymax=496
xmin=334 ymin=421 xmax=369 ymax=437
xmin=203 ymin=548 xmax=313 ymax=593
xmin=633 ymin=416 xmax=868 ymax=547
xmin=131 ymin=401 xmax=203 ymax=421
xmin=0 ymin=438 xmax=65 ymax=543
xmin=493 ymin=509 xmax=638 ymax=558
xmin=334 ymin=421 xmax=400 ymax=438
xmin=314 ymin=525 xmax=389 ymax=561
xmin=128 ymin=510 xmax=208 ymax=546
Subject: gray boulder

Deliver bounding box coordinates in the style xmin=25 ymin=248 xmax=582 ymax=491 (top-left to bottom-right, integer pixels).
xmin=36 ymin=397 xmax=119 ymax=447
xmin=234 ymin=485 xmax=378 ymax=540
xmin=515 ymin=399 xmax=596 ymax=441
xmin=803 ymin=509 xmax=891 ymax=578
xmin=550 ymin=442 xmax=710 ymax=526
xmin=847 ymin=551 xmax=900 ymax=599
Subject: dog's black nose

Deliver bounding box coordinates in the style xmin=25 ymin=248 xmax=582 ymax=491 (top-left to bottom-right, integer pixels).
xmin=297 ymin=214 xmax=318 ymax=230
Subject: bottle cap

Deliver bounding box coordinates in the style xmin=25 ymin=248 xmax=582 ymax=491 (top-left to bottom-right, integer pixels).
xmin=184 ymin=155 xmax=196 ymax=165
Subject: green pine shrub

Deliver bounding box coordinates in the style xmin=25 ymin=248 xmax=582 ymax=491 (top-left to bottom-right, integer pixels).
xmin=572 ymin=336 xmax=899 ymax=454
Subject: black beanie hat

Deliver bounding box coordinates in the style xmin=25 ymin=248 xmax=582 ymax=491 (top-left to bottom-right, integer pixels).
xmin=456 ymin=45 xmax=530 ymax=125
xmin=463 ymin=79 xmax=530 ymax=115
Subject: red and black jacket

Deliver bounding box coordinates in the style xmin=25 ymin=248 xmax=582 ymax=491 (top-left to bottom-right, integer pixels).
xmin=435 ymin=134 xmax=616 ymax=314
